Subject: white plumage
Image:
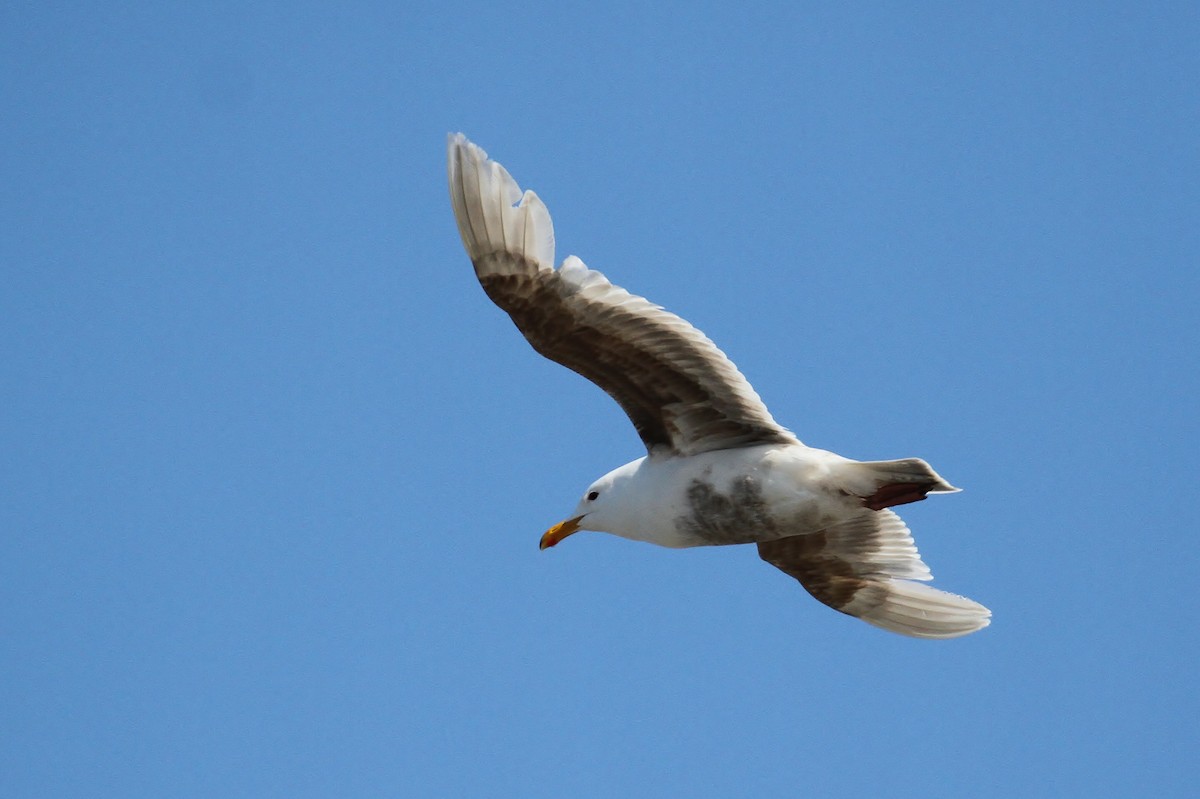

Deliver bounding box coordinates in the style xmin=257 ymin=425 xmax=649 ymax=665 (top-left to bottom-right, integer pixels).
xmin=448 ymin=133 xmax=990 ymax=639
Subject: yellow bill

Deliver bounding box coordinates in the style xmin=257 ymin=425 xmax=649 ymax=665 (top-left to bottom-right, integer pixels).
xmin=539 ymin=515 xmax=584 ymax=550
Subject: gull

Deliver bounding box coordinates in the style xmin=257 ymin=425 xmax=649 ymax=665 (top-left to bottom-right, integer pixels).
xmin=447 ymin=134 xmax=990 ymax=638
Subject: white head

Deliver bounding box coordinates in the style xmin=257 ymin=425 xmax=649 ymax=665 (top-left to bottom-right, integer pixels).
xmin=538 ymin=458 xmax=646 ymax=549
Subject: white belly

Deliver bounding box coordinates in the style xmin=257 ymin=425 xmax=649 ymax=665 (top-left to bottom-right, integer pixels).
xmin=607 ymin=444 xmax=858 ymax=548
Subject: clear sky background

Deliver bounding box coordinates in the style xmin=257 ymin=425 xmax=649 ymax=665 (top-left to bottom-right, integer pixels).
xmin=3 ymin=2 xmax=1197 ymax=797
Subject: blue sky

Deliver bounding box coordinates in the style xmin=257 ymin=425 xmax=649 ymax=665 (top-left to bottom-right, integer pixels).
xmin=2 ymin=2 xmax=1197 ymax=796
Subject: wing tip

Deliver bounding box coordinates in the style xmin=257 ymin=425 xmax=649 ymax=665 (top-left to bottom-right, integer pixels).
xmin=851 ymin=580 xmax=992 ymax=639
xmin=447 ymin=133 xmax=555 ymax=273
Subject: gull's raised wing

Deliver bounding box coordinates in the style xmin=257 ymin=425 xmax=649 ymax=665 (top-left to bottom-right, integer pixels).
xmin=448 ymin=133 xmax=798 ymax=457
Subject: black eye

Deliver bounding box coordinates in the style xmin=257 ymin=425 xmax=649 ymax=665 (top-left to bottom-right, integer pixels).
xmin=586 ymin=491 xmax=599 ymax=501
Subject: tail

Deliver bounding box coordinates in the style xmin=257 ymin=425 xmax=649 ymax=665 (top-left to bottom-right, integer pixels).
xmin=447 ymin=133 xmax=556 ymax=278
xmin=837 ymin=457 xmax=961 ymax=511
xmin=843 ymin=579 xmax=992 ymax=639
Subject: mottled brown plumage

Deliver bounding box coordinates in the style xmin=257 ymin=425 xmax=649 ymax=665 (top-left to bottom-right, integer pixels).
xmin=477 ymin=269 xmax=796 ymax=455
xmin=757 ymin=532 xmax=867 ymax=611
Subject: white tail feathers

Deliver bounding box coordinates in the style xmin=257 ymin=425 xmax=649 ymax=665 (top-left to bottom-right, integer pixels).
xmin=855 ymin=457 xmax=959 ymax=492
xmin=846 ymin=579 xmax=992 ymax=639
xmin=835 ymin=457 xmax=960 ymax=511
xmin=447 ymin=133 xmax=555 ymax=275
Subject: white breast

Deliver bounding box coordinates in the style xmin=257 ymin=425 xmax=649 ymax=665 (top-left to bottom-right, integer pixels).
xmin=600 ymin=444 xmax=856 ymax=548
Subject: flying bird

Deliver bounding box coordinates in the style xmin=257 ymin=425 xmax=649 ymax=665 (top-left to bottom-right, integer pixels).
xmin=447 ymin=134 xmax=990 ymax=639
